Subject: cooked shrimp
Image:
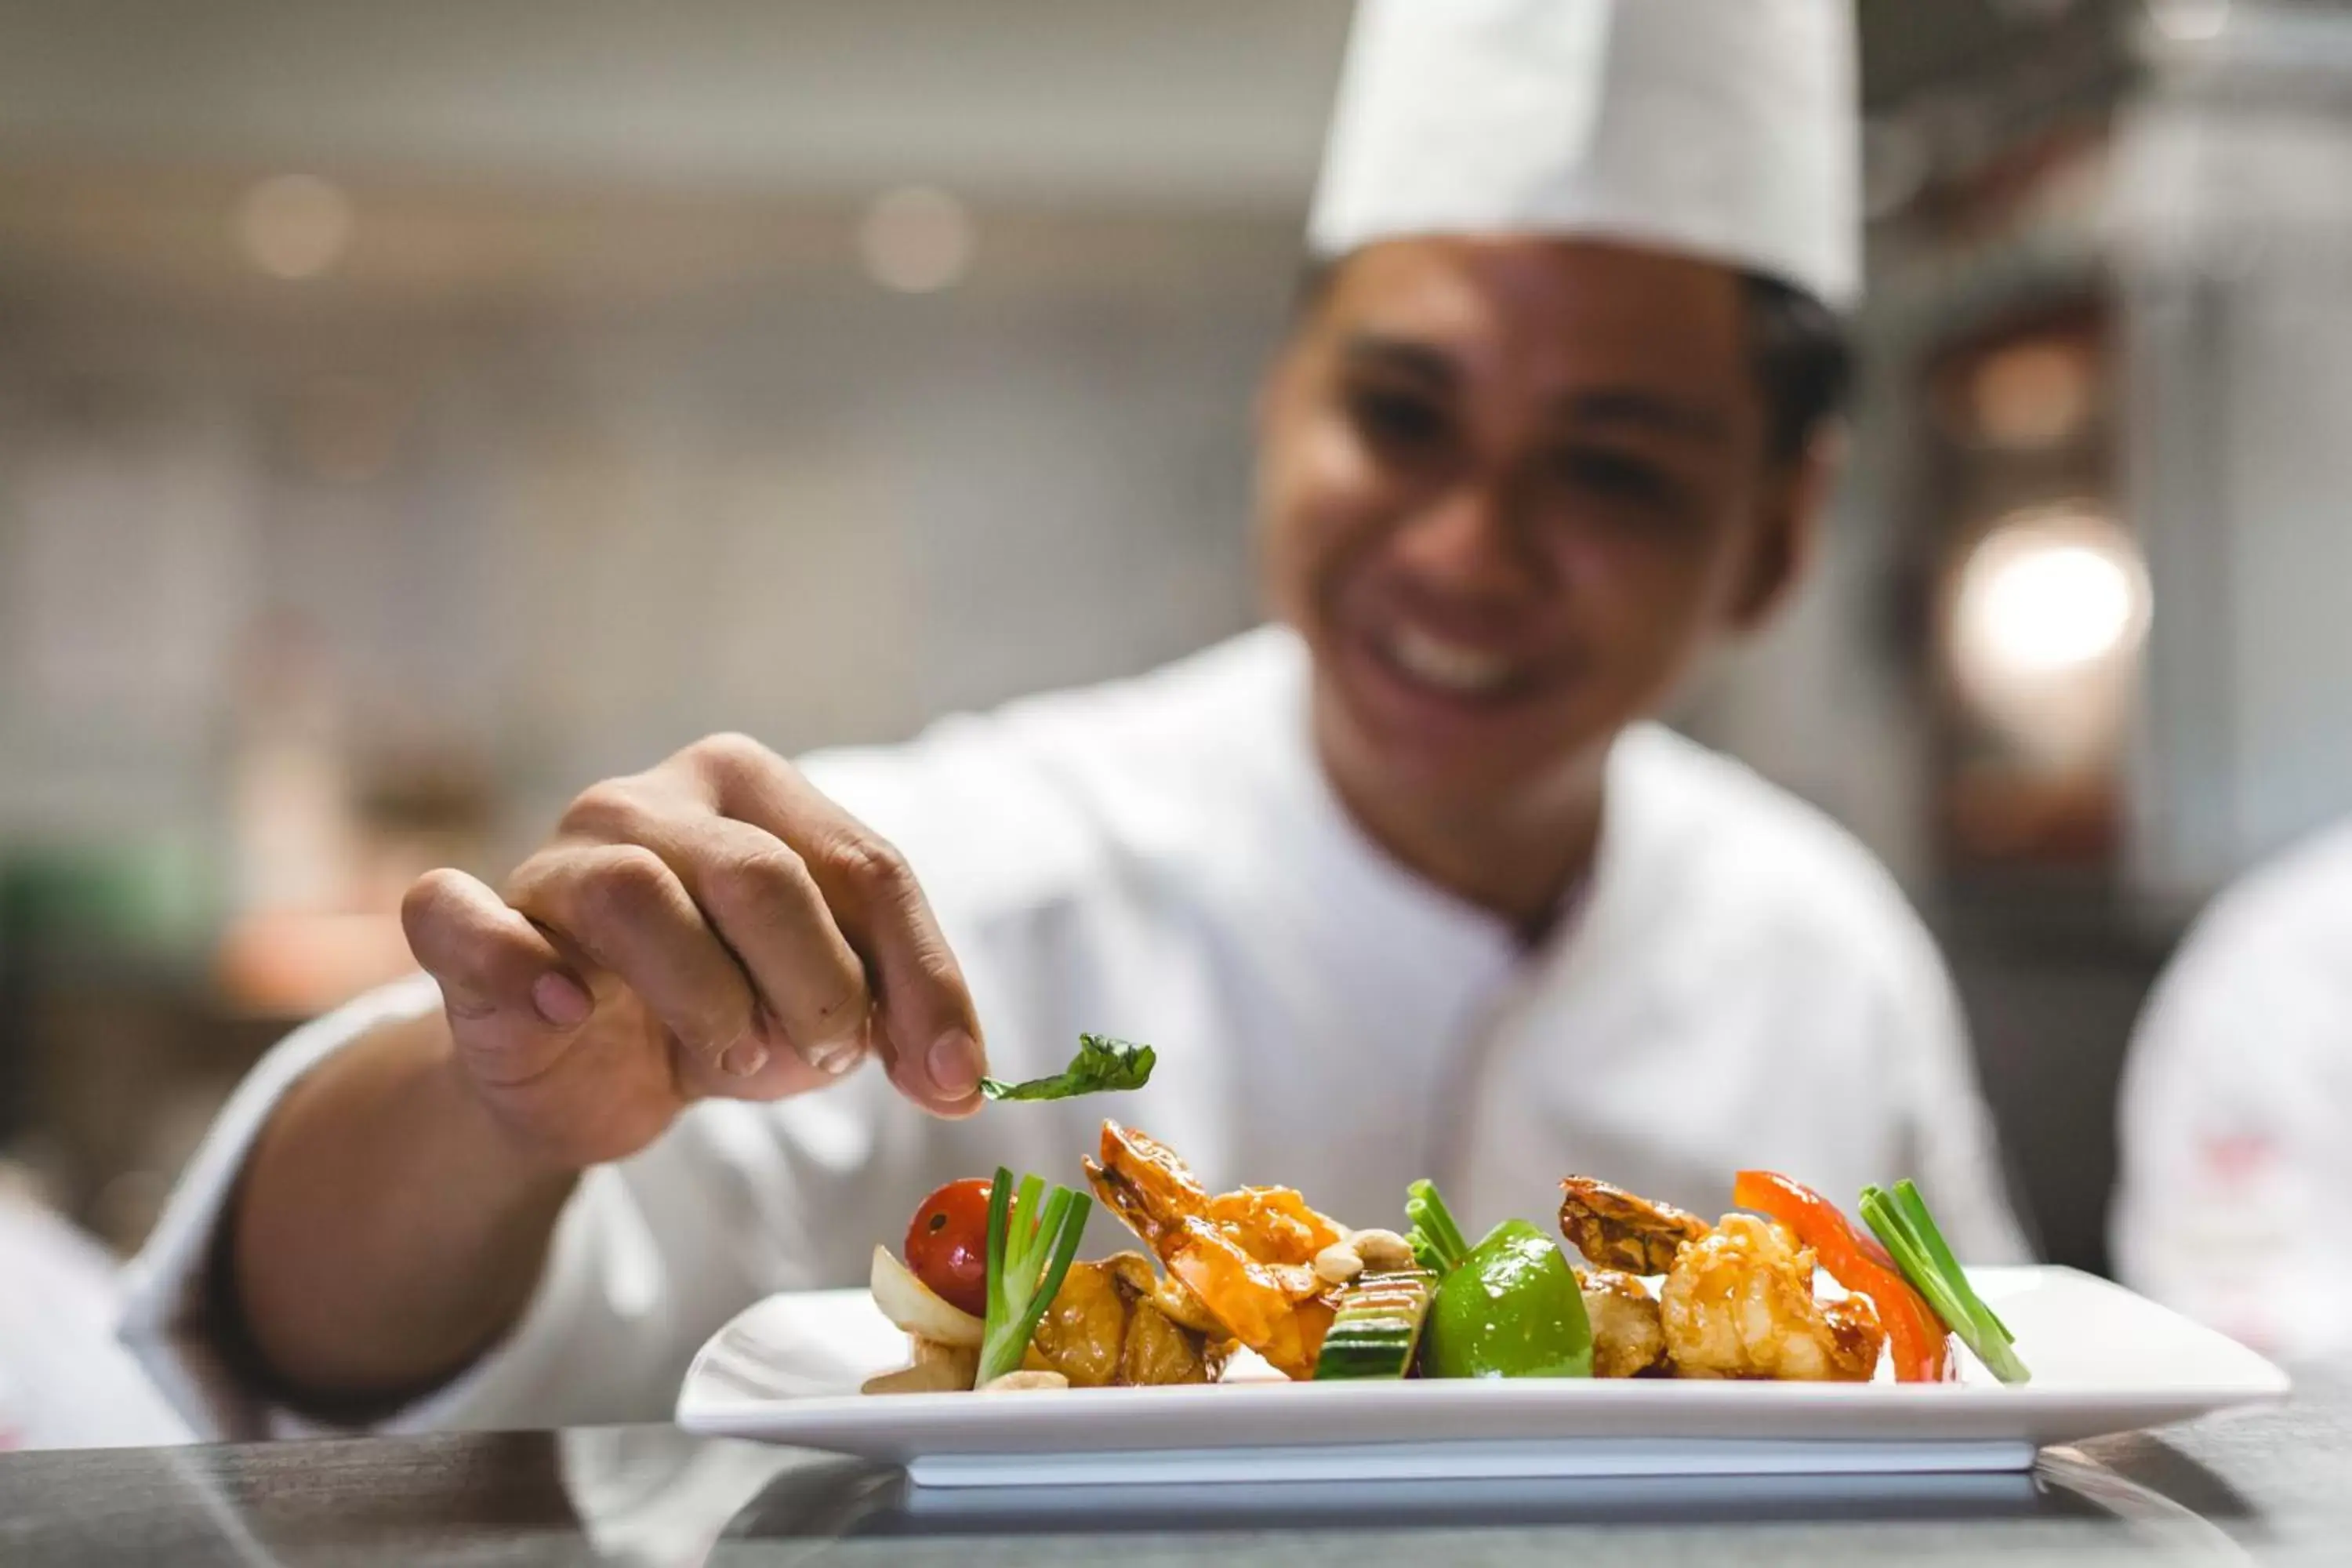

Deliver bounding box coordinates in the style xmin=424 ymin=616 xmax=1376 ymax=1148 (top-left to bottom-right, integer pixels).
xmin=1100 ymin=1250 xmax=1227 ymax=1339
xmin=1660 ymin=1213 xmax=1881 ymax=1382
xmin=1206 ymin=1186 xmax=1338 ymax=1267
xmin=1027 ymin=1260 xmax=1131 ymax=1388
xmin=1084 ymin=1122 xmax=1340 ymax=1379
xmin=1558 ymin=1176 xmax=1712 ymax=1276
xmin=1579 ymin=1268 xmax=1669 ymax=1378
xmin=1120 ymin=1296 xmax=1230 ymax=1387
xmin=1025 ymin=1252 xmax=1232 ymax=1388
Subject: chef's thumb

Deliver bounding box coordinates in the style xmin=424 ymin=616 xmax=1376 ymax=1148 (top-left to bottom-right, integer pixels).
xmin=402 ymin=869 xmax=593 ymax=1058
xmin=843 ymin=890 xmax=986 ymax=1114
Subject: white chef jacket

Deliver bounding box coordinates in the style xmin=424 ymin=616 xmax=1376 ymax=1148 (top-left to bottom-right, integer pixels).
xmin=2113 ymin=820 xmax=2352 ymax=1362
xmin=0 ymin=1187 xmax=188 ymax=1450
xmin=121 ymin=626 xmax=2026 ymax=1438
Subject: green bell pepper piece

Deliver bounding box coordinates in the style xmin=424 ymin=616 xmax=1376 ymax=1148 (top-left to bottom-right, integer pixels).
xmin=1421 ymin=1219 xmax=1595 ymax=1379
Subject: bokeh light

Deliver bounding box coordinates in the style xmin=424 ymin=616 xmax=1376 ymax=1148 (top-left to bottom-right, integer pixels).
xmin=234 ymin=173 xmax=355 ymax=281
xmin=1969 ymin=340 xmax=2095 ymax=450
xmin=1949 ymin=507 xmax=2153 ymax=765
xmin=1968 ymin=542 xmax=2137 ymax=676
xmin=858 ymin=185 xmax=976 ymax=294
xmin=2147 ymin=0 xmax=2230 ymax=43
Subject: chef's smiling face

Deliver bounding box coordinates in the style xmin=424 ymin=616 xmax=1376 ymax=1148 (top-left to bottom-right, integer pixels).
xmin=1257 ymin=236 xmax=1827 ymax=838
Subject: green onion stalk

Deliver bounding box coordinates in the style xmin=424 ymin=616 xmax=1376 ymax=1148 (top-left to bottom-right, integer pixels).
xmin=978 ymin=1167 xmax=1094 ymax=1385
xmin=1860 ymin=1180 xmax=2030 ymax=1385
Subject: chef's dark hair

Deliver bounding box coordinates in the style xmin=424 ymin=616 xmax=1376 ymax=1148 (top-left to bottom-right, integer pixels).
xmin=1740 ymin=271 xmax=1853 ymax=465
xmin=1292 ymin=261 xmax=1853 ymax=466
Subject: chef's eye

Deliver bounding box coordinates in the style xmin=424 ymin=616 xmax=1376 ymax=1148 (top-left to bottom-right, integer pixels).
xmin=1552 ymin=448 xmax=1679 ymax=510
xmin=1345 ymin=383 xmax=1450 ymax=456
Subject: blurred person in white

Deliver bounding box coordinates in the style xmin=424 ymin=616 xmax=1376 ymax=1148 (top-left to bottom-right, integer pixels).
xmin=0 ymin=1171 xmax=185 ymax=1449
xmin=122 ymin=0 xmax=2026 ymax=1438
xmin=2114 ymin=821 xmax=2352 ymax=1362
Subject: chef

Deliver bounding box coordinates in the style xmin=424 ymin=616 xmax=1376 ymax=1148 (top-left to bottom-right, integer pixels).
xmin=2113 ymin=819 xmax=2352 ymax=1362
xmin=124 ymin=0 xmax=2027 ymax=1436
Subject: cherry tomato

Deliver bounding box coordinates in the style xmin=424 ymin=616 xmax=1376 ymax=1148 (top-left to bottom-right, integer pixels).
xmin=904 ymin=1178 xmax=993 ymax=1317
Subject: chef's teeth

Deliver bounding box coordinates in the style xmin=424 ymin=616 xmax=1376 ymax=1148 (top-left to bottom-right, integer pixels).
xmin=1386 ymin=628 xmax=1515 ymax=693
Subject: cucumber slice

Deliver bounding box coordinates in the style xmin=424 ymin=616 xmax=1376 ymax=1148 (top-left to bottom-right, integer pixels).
xmin=1312 ymin=1269 xmax=1436 ymax=1381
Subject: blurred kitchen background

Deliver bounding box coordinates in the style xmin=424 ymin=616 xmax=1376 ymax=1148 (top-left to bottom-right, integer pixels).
xmin=1 ymin=0 xmax=2346 ymax=1276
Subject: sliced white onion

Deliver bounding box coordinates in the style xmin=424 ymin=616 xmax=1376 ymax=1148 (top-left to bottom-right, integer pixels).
xmin=869 ymin=1243 xmax=984 ymax=1347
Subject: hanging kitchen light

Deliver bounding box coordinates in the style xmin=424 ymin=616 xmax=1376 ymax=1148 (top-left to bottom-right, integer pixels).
xmin=1947 ymin=505 xmax=2152 ymax=766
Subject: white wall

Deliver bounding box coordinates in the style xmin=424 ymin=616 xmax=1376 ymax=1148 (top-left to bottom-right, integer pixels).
xmin=0 ymin=198 xmax=1294 ymax=872
xmin=0 ymin=0 xmax=1351 ymax=207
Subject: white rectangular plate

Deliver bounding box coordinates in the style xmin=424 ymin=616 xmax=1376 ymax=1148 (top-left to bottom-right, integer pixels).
xmin=675 ymin=1267 xmax=2288 ymax=1486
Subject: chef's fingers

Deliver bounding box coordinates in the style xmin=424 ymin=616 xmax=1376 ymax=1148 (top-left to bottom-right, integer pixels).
xmin=505 ymin=843 xmax=770 ymax=1093
xmin=401 ymin=868 xmax=592 ymax=1085
xmin=812 ymin=834 xmax=985 ymax=1116
xmin=695 ymin=739 xmax=986 ymax=1116
xmin=564 ymin=782 xmax=874 ymax=1078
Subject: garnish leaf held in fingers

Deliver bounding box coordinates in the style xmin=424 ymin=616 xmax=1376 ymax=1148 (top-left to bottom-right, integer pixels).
xmin=978 ymin=1034 xmax=1157 ymax=1103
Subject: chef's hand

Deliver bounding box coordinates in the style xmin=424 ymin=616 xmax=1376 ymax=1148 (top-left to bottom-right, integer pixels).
xmin=399 ymin=733 xmax=987 ymax=1171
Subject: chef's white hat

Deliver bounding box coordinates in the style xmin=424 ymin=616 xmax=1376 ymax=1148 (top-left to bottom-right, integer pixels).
xmin=1308 ymin=0 xmax=1861 ymax=310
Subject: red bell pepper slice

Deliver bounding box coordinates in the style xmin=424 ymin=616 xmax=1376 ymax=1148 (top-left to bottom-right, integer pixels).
xmin=1733 ymin=1169 xmax=1953 ymax=1384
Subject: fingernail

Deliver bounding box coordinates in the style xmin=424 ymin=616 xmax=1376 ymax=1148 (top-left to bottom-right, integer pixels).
xmin=816 ymin=1041 xmax=864 ymax=1077
xmin=720 ymin=1040 xmax=769 ymax=1078
xmin=532 ymin=973 xmax=592 ymax=1028
xmin=926 ymin=1031 xmax=982 ymax=1098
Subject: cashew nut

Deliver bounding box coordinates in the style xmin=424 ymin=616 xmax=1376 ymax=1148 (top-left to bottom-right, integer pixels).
xmin=1349 ymin=1228 xmax=1415 ymax=1272
xmin=861 ymin=1359 xmax=968 ymax=1396
xmin=980 ymin=1370 xmax=1071 ymax=1393
xmin=1313 ymin=1240 xmax=1366 ymax=1285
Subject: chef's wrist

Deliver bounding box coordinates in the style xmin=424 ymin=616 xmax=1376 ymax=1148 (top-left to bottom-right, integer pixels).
xmin=222 ymin=1008 xmax=586 ymax=1403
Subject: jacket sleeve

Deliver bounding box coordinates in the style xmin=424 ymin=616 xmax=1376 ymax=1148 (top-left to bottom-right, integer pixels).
xmin=116 ymin=974 xmax=886 ymax=1439
xmin=111 ymin=720 xmax=1080 ymax=1442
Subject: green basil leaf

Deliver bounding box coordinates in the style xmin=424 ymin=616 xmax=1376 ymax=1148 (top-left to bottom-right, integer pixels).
xmin=978 ymin=1033 xmax=1157 ymax=1103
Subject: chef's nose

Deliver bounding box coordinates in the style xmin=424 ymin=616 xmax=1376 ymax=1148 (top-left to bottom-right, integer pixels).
xmin=1386 ymin=477 xmax=1545 ymax=598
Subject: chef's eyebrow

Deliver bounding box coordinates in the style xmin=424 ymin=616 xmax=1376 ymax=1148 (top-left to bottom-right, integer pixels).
xmin=1342 ymin=334 xmax=1728 ymax=447
xmin=1341 ymin=334 xmax=1458 ymax=390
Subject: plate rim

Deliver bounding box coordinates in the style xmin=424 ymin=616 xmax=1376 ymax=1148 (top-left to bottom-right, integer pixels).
xmin=675 ymin=1264 xmax=2294 ymax=1460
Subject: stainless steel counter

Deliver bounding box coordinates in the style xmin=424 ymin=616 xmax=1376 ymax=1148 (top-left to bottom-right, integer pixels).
xmin=4 ymin=1369 xmax=2343 ymax=1566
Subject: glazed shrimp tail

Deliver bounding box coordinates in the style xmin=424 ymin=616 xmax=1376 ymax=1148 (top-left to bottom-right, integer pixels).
xmin=1557 ymin=1175 xmax=1712 ymax=1275
xmin=1084 ymin=1122 xmax=1340 ymax=1379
